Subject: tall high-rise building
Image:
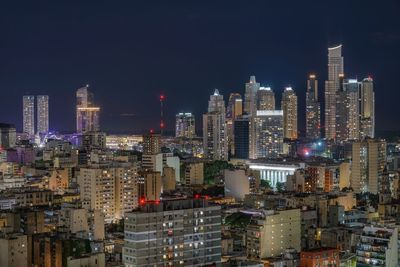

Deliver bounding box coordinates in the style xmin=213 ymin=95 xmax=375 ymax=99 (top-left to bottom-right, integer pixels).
xmin=325 ymin=45 xmax=344 ymax=140
xmin=244 ymin=76 xmax=260 ymax=116
xmin=234 ymin=116 xmax=249 ymax=159
xmin=23 ymin=95 xmax=35 ymax=136
xmin=76 ymin=85 xmax=93 ymax=107
xmin=203 ymin=90 xmax=228 ymax=160
xmin=142 ymin=132 xmax=161 ymax=155
xmin=351 ymin=139 xmax=386 ymax=194
xmin=123 ymin=199 xmax=222 ymax=267
xmin=36 ymin=95 xmax=49 ymax=134
xmin=76 ymin=85 xmax=100 ymax=133
xmin=78 ymin=165 xmax=139 ymax=222
xmin=336 ymin=78 xmax=360 ymax=142
xmin=281 ymin=87 xmax=298 ymax=140
xmin=250 ymin=110 xmax=284 ymax=159
xmin=226 ymin=93 xmax=243 ymax=119
xmin=257 ymin=87 xmax=275 ymax=111
xmin=306 ymin=75 xmax=321 ymax=139
xmin=208 ymin=89 xmax=225 ymax=114
xmin=226 ymin=93 xmax=242 ymax=156
xmin=175 ymin=113 xmax=195 ymax=138
xmin=360 ymin=77 xmax=375 ymax=139
xmin=203 ymin=113 xmax=228 ymax=161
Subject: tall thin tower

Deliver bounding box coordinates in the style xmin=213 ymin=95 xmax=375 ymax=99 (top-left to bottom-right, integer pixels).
xmin=160 ymin=94 xmax=165 ymax=135
xmin=37 ymin=95 xmax=49 ymax=134
xmin=306 ymin=75 xmax=321 ymax=139
xmin=281 ymin=87 xmax=298 ymax=140
xmin=325 ymin=45 xmax=344 ymax=140
xmin=76 ymin=85 xmax=100 ymax=133
xmin=23 ymin=95 xmax=35 ymax=136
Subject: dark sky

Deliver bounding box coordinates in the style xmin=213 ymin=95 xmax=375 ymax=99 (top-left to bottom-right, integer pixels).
xmin=1 ymin=1 xmax=399 ymax=134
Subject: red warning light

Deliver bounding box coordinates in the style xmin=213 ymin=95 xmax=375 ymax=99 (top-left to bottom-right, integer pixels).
xmin=194 ymin=194 xmax=200 ymax=199
xmin=139 ymin=197 xmax=146 ymax=205
xmin=160 ymin=121 xmax=165 ymax=128
xmin=160 ymin=94 xmax=165 ymax=101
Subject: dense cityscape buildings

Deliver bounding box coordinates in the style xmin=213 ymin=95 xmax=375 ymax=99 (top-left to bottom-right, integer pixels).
xmin=1 ymin=38 xmax=397 ymax=267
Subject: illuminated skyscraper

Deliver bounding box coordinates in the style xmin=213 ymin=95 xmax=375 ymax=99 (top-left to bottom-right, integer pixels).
xmin=36 ymin=95 xmax=49 ymax=134
xmin=226 ymin=93 xmax=242 ymax=119
xmin=175 ymin=113 xmax=195 ymax=138
xmin=226 ymin=93 xmax=242 ymax=155
xmin=203 ymin=89 xmax=227 ymax=160
xmin=244 ymin=76 xmax=260 ymax=116
xmin=336 ymin=77 xmax=360 ymax=142
xmin=306 ymin=75 xmax=321 ymax=139
xmin=351 ymin=139 xmax=386 ymax=194
xmin=23 ymin=95 xmax=35 ymax=136
xmin=76 ymin=85 xmax=100 ymax=133
xmin=360 ymin=77 xmax=375 ymax=139
xmin=250 ymin=110 xmax=283 ymax=159
xmin=257 ymin=87 xmax=275 ymax=111
xmin=281 ymin=87 xmax=298 ymax=140
xmin=208 ymin=89 xmax=225 ymax=114
xmin=325 ymin=45 xmax=344 ymax=140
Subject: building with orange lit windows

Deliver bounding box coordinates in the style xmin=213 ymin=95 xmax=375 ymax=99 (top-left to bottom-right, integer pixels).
xmin=306 ymin=163 xmax=339 ymax=193
xmin=123 ymin=198 xmax=221 ymax=267
xmin=300 ymin=248 xmax=339 ymax=267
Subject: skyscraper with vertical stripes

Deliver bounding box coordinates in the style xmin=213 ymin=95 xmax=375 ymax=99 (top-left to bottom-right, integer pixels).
xmin=36 ymin=95 xmax=49 ymax=134
xmin=23 ymin=95 xmax=35 ymax=136
xmin=324 ymin=45 xmax=344 ymax=140
xmin=306 ymin=74 xmax=321 ymax=139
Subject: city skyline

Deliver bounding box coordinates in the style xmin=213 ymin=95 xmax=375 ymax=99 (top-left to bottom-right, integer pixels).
xmin=0 ymin=1 xmax=399 ymax=134
xmin=1 ymin=3 xmax=400 ymax=267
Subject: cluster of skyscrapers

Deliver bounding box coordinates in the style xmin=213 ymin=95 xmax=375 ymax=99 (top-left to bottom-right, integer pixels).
xmin=22 ymin=85 xmax=101 ymax=139
xmin=324 ymin=45 xmax=375 ymax=142
xmin=183 ymin=44 xmax=376 ymax=161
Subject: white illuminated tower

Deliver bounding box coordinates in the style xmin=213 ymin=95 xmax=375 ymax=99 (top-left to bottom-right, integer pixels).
xmin=257 ymin=87 xmax=275 ymax=111
xmin=244 ymin=76 xmax=260 ymax=116
xmin=36 ymin=95 xmax=49 ymax=134
xmin=360 ymin=77 xmax=375 ymax=138
xmin=325 ymin=45 xmax=344 ymax=140
xmin=23 ymin=95 xmax=35 ymax=136
xmin=252 ymin=110 xmax=284 ymax=158
xmin=203 ymin=89 xmax=228 ymax=160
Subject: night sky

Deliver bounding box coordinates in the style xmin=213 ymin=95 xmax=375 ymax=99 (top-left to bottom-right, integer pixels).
xmin=1 ymin=1 xmax=399 ymax=134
